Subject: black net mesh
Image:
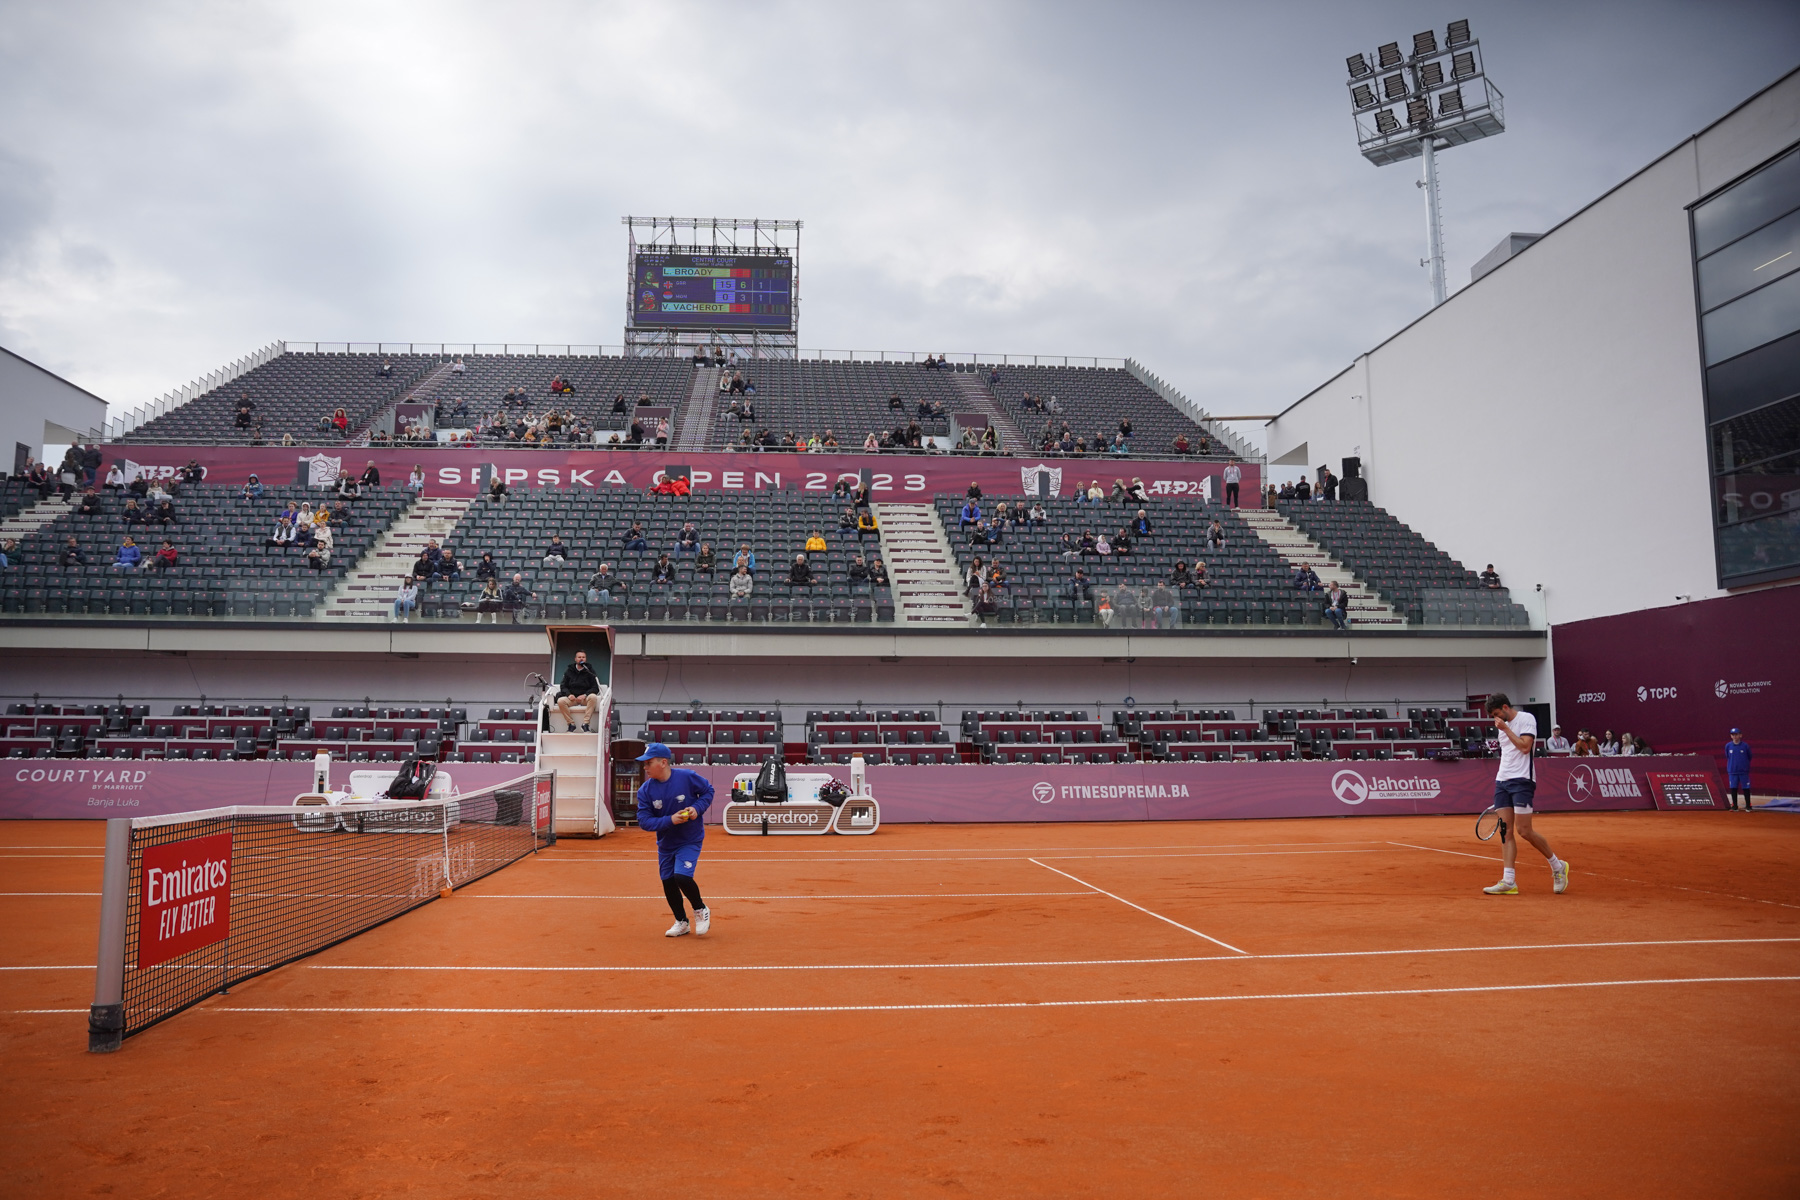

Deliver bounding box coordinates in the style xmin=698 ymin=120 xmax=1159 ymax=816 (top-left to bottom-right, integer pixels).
xmin=118 ymin=771 xmax=553 ymax=1039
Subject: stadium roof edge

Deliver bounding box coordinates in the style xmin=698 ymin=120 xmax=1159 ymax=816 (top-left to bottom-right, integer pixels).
xmin=1271 ymin=61 xmax=1800 ymax=425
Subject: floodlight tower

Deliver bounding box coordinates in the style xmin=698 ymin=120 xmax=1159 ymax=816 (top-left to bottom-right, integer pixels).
xmin=1345 ymin=19 xmax=1505 ymax=307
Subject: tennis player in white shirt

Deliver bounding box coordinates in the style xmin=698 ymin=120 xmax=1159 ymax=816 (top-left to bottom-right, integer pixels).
xmin=1483 ymin=693 xmax=1570 ymax=896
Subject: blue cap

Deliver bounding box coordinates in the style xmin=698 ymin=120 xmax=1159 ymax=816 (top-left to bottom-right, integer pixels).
xmin=1730 ymin=728 xmax=1741 ymax=735
xmin=636 ymin=741 xmax=672 ymax=761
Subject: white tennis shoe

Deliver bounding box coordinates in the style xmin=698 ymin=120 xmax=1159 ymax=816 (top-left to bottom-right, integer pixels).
xmin=1553 ymin=860 xmax=1571 ymax=894
xmin=665 ymin=920 xmax=691 ymax=937
xmin=694 ymin=908 xmax=711 ymax=935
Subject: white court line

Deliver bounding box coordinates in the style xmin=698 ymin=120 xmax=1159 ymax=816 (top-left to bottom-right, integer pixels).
xmin=1030 ymin=858 xmax=1248 ymax=954
xmin=470 ymin=891 xmax=1100 ymax=901
xmin=535 ymin=848 xmax=1406 ymax=865
xmin=544 ymin=839 xmax=1395 ymax=857
xmin=298 ymin=936 xmax=1800 ymax=972
xmin=1390 ymin=841 xmax=1800 ymax=910
xmin=0 ymin=893 xmax=100 ymax=897
xmin=15 ymin=974 xmax=1792 ymax=1017
xmin=0 ymin=854 xmax=103 ymax=859
xmin=11 ymin=935 xmax=1800 ymax=975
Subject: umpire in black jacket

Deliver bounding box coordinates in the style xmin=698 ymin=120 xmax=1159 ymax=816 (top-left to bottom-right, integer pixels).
xmin=555 ymin=650 xmax=601 ymax=732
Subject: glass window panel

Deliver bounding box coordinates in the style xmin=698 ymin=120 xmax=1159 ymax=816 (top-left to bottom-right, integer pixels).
xmin=1716 ymin=507 xmax=1800 ymax=583
xmin=1706 ymin=327 xmax=1800 ymax=424
xmin=1698 ymin=206 xmax=1800 ymax=311
xmin=1702 ymin=267 xmax=1800 ymax=365
xmin=1713 ymin=451 xmax=1800 ymax=526
xmin=1712 ymin=393 xmax=1800 ymax=474
xmin=1693 ymin=145 xmax=1800 ymax=257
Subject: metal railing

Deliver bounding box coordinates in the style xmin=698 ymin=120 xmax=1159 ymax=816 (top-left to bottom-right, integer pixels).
xmin=95 ymin=341 xmax=285 ymax=442
xmin=1124 ymin=360 xmax=1260 ymax=462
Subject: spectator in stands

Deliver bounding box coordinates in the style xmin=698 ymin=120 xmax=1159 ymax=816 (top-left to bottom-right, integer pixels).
xmin=121 ymin=498 xmax=147 ymax=527
xmin=969 ymin=520 xmax=994 ymax=547
xmin=1094 ymin=531 xmax=1113 ymax=556
xmin=1325 ymin=583 xmax=1348 ymax=630
xmin=1222 ymin=462 xmax=1242 ymax=507
xmin=693 ymin=543 xmax=717 ymax=575
xmin=103 ymin=463 xmax=125 ymax=491
xmin=331 ymin=408 xmax=349 ymax=436
xmin=487 ymin=475 xmax=508 ymax=504
xmin=957 ymin=498 xmax=982 ymax=530
xmin=650 ymin=554 xmax=677 ymax=587
xmin=1068 ymin=567 xmax=1092 ymax=603
xmin=868 ymin=557 xmax=889 ymax=587
xmin=437 ymin=549 xmax=461 ymax=580
xmin=501 ymin=573 xmax=531 ymax=620
xmin=1173 ymin=433 xmax=1191 ymax=455
xmin=308 ymin=524 xmax=334 ymax=570
xmin=1112 ymin=527 xmax=1133 ymax=555
xmin=179 ymin=460 xmax=204 ymax=487
xmin=1026 ymin=502 xmax=1047 ymax=527
xmin=733 ymin=544 xmax=756 ymax=575
xmin=1480 ymin=564 xmax=1503 ymax=589
xmin=1111 ymin=432 xmax=1130 ymax=456
xmin=81 ymin=444 xmax=101 ymax=487
xmin=848 ymin=554 xmax=870 ymax=583
xmin=856 ymin=508 xmax=879 ymax=541
xmin=1133 ymin=509 xmax=1153 ymax=537
xmin=622 ymin=521 xmax=648 ymax=551
xmin=1170 ymin=561 xmax=1195 ymax=590
xmin=1127 ymin=478 xmax=1149 ymax=503
xmin=803 ymin=528 xmax=827 ymax=554
xmin=729 ymin=565 xmax=754 ymax=600
xmin=1598 ymin=730 xmax=1620 ymax=756
xmin=668 ymin=522 xmax=698 ymax=555
xmin=1294 ymin=477 xmax=1312 ymax=501
xmin=148 ymin=539 xmax=179 ymax=574
xmin=392 ymin=578 xmax=419 ymax=621
xmin=965 ymin=556 xmax=987 ymax=592
xmin=555 ymin=650 xmax=601 ymax=732
xmin=972 ymin=585 xmax=998 ymax=625
xmin=789 ymin=554 xmax=814 ymax=588
xmin=241 ymin=475 xmax=263 ymax=500
xmin=265 ymin=516 xmax=297 ymax=550
xmin=1618 ymin=732 xmax=1640 ymax=756
xmin=579 ymin=562 xmax=617 ymax=606
xmin=862 ymin=432 xmax=880 ymax=451
xmin=1192 ymin=561 xmax=1211 ymax=588
xmin=151 ymin=498 xmax=176 ymax=527
xmin=110 ymin=536 xmax=140 ymax=571
xmin=1319 ymin=466 xmax=1338 ymax=501
xmin=335 ymin=473 xmax=360 ymax=501
xmin=59 ymin=536 xmax=85 ymax=569
xmin=76 ymin=488 xmax=101 ymax=516
xmin=1570 ymin=729 xmax=1598 ymax=756
xmin=1545 ymin=726 xmax=1571 ymax=753
xmin=379 ymin=359 xmax=394 ymax=377
xmin=1076 ymin=529 xmax=1098 ymax=556
xmin=407 ymin=465 xmax=425 ymax=495
xmin=1205 ymin=519 xmax=1224 ymax=549
xmin=468 ymin=552 xmax=497 ymax=583
xmin=1150 ymin=583 xmax=1179 ymax=629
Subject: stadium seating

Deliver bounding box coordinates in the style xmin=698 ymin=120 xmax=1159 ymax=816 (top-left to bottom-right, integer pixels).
xmin=934 ymin=495 xmax=1306 ymax=625
xmin=426 ymin=488 xmax=896 ymax=623
xmin=119 ymin=352 xmax=437 ymax=444
xmin=0 ymin=483 xmax=410 ymax=617
xmin=702 ymin=360 xmax=971 ymax=451
xmin=1274 ymin=500 xmax=1529 ymax=626
xmin=986 ymin=365 xmax=1218 ymax=457
xmin=419 ymin=354 xmax=694 ymax=437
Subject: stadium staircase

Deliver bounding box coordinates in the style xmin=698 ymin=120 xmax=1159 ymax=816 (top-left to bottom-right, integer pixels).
xmin=950 ymin=372 xmax=1024 ymax=452
xmin=675 ymin=365 xmax=721 ymax=451
xmin=1237 ymin=508 xmax=1404 ymax=628
xmin=319 ymin=495 xmax=473 ymax=619
xmin=0 ymin=494 xmax=72 ymax=547
xmin=353 ymin=359 xmax=458 ymax=442
xmin=874 ymin=502 xmax=973 ymax=624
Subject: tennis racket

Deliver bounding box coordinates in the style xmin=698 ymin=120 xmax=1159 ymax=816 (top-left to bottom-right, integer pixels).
xmin=1474 ymin=805 xmax=1508 ymax=842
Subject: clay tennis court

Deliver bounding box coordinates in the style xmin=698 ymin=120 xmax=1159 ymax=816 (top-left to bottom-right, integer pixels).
xmin=4 ymin=811 xmax=1798 ymax=1198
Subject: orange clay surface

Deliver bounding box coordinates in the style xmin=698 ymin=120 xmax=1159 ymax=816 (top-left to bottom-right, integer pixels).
xmin=2 ymin=811 xmax=1799 ymax=1199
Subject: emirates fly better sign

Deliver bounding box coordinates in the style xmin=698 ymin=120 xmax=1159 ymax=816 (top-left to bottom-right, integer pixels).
xmin=136 ymin=832 xmax=233 ymax=968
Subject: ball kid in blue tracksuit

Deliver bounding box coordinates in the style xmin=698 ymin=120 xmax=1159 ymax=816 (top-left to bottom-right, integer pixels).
xmin=1724 ymin=728 xmax=1753 ymax=812
xmin=635 ymin=742 xmax=715 ymax=937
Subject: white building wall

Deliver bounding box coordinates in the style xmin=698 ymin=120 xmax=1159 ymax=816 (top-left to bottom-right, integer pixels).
xmin=0 ymin=347 xmax=108 ymax=469
xmin=1267 ymin=70 xmax=1800 ymax=628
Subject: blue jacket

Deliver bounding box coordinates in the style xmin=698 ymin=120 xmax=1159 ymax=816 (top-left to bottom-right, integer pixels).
xmin=636 ymin=768 xmax=714 ymax=848
xmin=1725 ymin=740 xmax=1752 ymax=773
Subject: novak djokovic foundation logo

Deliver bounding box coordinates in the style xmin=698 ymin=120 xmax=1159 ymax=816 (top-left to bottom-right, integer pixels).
xmin=1330 ymin=769 xmax=1441 ymax=805
xmin=1566 ymin=764 xmax=1642 ymax=802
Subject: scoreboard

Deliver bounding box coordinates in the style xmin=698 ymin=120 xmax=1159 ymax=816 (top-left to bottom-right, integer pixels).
xmin=631 ymin=252 xmax=794 ymax=330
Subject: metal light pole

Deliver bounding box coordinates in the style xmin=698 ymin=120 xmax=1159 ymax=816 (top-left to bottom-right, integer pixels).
xmin=1345 ymin=20 xmax=1505 ymax=310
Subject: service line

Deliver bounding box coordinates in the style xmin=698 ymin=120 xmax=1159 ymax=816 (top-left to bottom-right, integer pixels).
xmin=1030 ymin=857 xmax=1248 ymax=954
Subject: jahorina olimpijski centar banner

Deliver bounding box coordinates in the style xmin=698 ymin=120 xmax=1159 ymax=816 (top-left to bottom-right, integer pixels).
xmin=104 ymin=445 xmax=1255 ymax=503
xmin=5 ymin=755 xmax=1718 ymax=823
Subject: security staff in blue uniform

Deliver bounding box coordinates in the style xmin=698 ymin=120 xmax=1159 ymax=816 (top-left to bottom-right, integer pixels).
xmin=635 ymin=742 xmax=715 ymax=936
xmin=1725 ymin=728 xmax=1753 ymax=812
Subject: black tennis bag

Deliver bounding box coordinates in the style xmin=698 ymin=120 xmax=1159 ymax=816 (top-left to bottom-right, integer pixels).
xmin=753 ymin=755 xmax=788 ymax=803
xmin=384 ymin=757 xmax=437 ymax=800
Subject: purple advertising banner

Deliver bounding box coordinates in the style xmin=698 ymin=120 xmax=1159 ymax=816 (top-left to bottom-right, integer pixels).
xmin=0 ymin=759 xmax=542 ymax=820
xmin=1553 ymin=587 xmax=1800 ymax=793
xmin=666 ymin=756 xmax=1711 ymax=826
xmin=104 ymin=445 xmax=1258 ymax=504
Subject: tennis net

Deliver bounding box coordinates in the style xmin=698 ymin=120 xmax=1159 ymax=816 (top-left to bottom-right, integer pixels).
xmin=88 ymin=770 xmax=556 ymax=1050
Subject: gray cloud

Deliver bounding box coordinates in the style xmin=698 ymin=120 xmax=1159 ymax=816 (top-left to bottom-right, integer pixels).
xmin=2 ymin=0 xmax=1797 ymax=450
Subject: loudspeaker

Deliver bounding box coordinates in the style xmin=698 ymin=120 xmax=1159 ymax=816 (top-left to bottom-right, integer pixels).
xmin=1341 ymin=456 xmax=1362 ymax=479
xmin=1340 ymin=477 xmax=1369 ymax=502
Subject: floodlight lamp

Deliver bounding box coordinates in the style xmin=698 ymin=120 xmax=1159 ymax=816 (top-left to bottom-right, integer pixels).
xmin=1451 ymin=51 xmax=1476 ymax=80
xmin=1406 ymin=97 xmax=1431 ymax=126
xmin=1419 ymin=61 xmax=1444 ymax=88
xmin=1382 ymin=73 xmax=1408 ymax=101
xmin=1373 ymin=109 xmax=1401 ymax=135
xmin=1412 ymin=30 xmax=1438 ymax=56
xmin=1347 ymin=53 xmax=1372 ymax=78
xmin=1351 ymin=83 xmax=1377 ymax=109
xmin=1446 ymin=19 xmax=1471 ymax=47
xmin=1438 ymin=88 xmax=1464 ymax=116
xmin=1377 ymin=41 xmax=1402 ymax=68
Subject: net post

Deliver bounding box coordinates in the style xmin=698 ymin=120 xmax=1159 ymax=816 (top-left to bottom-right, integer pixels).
xmin=439 ymin=803 xmax=454 ymax=898
xmin=88 ymin=818 xmax=132 ymax=1053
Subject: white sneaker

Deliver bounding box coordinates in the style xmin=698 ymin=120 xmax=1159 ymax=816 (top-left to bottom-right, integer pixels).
xmin=1552 ymin=860 xmax=1570 ymax=894
xmin=694 ymin=908 xmax=711 ymax=935
xmin=664 ymin=920 xmax=690 ymax=937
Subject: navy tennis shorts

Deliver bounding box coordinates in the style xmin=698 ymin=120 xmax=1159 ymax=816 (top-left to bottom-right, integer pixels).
xmin=658 ymin=843 xmax=702 ymax=880
xmin=1493 ymin=778 xmax=1536 ymax=813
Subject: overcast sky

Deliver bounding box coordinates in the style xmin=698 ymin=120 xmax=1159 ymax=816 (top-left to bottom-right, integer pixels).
xmin=3 ymin=0 xmax=1797 ymax=453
